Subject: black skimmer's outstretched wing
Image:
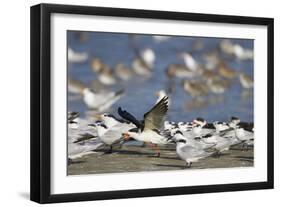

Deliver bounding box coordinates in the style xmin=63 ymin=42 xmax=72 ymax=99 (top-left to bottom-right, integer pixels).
xmin=143 ymin=96 xmax=169 ymax=131
xmin=118 ymin=107 xmax=143 ymax=129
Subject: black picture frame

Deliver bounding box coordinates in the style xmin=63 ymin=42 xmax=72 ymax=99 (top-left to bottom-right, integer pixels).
xmin=30 ymin=3 xmax=274 ymax=204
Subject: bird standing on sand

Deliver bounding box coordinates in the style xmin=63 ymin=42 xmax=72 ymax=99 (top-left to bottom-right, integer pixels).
xmin=89 ymin=121 xmax=132 ymax=153
xmin=82 ymin=88 xmax=124 ymax=112
xmin=173 ymin=130 xmax=215 ymax=150
xmin=175 ymin=137 xmax=212 ymax=168
xmin=234 ymin=126 xmax=254 ymax=142
xmin=119 ymin=96 xmax=171 ymax=157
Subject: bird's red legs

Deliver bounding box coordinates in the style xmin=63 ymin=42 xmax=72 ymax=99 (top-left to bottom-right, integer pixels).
xmin=146 ymin=142 xmax=160 ymax=157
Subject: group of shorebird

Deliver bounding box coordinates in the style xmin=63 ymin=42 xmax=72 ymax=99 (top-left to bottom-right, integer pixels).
xmin=68 ymin=96 xmax=254 ymax=168
xmin=68 ymin=36 xmax=254 ymax=113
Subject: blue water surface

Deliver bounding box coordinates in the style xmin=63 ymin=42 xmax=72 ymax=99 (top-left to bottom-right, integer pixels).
xmin=67 ymin=31 xmax=253 ymax=123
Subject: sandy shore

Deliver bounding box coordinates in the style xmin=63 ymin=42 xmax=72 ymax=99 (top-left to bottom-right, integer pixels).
xmin=68 ymin=143 xmax=253 ymax=175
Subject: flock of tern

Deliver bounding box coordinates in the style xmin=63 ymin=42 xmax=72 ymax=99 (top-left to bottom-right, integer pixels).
xmin=68 ymin=96 xmax=254 ymax=168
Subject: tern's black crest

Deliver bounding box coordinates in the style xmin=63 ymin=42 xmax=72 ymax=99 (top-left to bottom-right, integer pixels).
xmin=196 ymin=117 xmax=205 ymax=122
xmin=231 ymin=116 xmax=240 ymax=121
xmin=203 ymin=123 xmax=215 ymax=129
xmin=202 ymin=133 xmax=213 ymax=138
xmin=177 ymin=139 xmax=186 ymax=144
xmin=237 ymin=122 xmax=254 ymax=132
xmin=175 ymin=130 xmax=183 ymax=135
xmin=194 ymin=137 xmax=202 ymax=140
xmin=128 ymin=128 xmax=139 ymax=133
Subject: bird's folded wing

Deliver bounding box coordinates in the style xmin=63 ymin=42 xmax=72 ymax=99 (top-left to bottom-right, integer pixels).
xmin=143 ymin=96 xmax=168 ymax=131
xmin=103 ymin=129 xmax=123 ymax=141
xmin=180 ymin=145 xmax=207 ymax=156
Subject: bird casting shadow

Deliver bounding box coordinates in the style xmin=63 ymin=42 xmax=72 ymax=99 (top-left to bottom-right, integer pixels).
xmin=68 ymin=160 xmax=86 ymax=165
xmin=101 ymin=149 xmax=155 ymax=156
xmin=152 ymin=163 xmax=186 ymax=169
xmin=152 ymin=156 xmax=180 ymax=160
xmin=211 ymin=152 xmax=231 ymax=158
xmin=234 ymin=155 xmax=254 ymax=162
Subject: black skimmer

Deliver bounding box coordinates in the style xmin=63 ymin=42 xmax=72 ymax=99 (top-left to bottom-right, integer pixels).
xmin=119 ymin=96 xmax=171 ymax=156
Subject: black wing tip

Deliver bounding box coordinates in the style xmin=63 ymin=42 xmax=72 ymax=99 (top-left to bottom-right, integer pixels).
xmin=158 ymin=95 xmax=169 ymax=109
xmin=117 ymin=106 xmax=123 ymax=113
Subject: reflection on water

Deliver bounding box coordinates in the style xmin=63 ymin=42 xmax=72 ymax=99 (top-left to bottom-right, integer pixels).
xmin=67 ymin=31 xmax=253 ymax=122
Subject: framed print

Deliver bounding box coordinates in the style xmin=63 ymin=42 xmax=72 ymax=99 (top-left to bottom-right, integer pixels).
xmin=30 ymin=3 xmax=274 ymax=203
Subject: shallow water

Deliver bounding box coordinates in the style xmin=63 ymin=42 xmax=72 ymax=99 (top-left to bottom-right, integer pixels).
xmin=67 ymin=31 xmax=253 ymax=123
